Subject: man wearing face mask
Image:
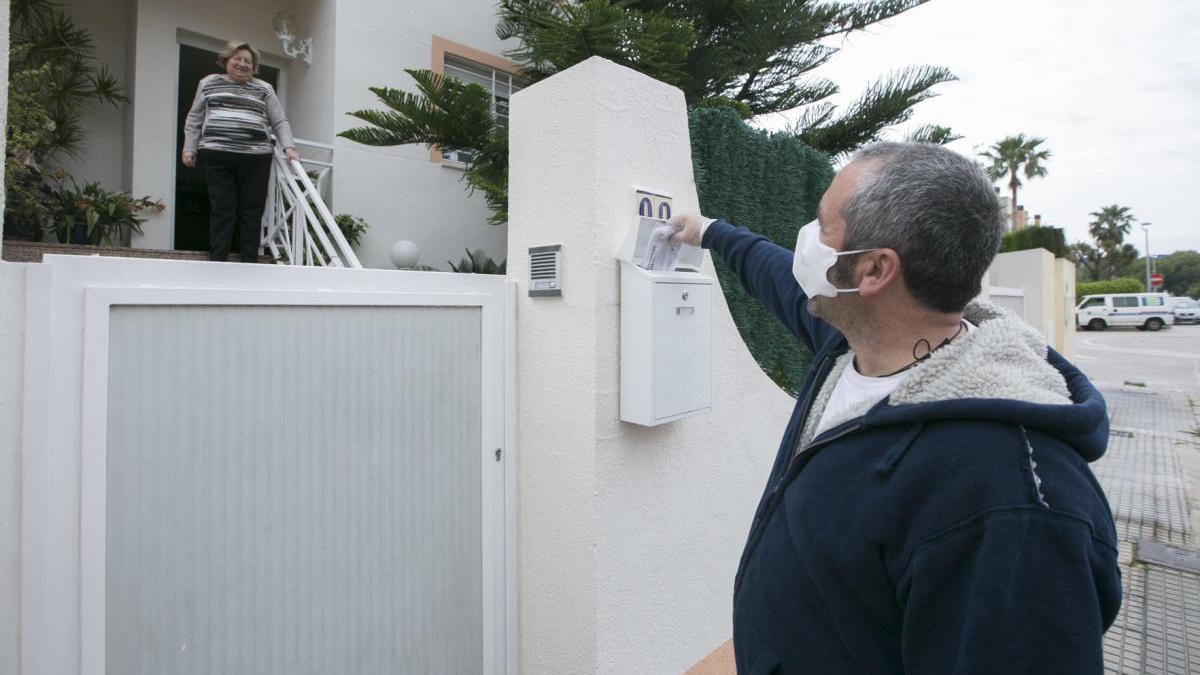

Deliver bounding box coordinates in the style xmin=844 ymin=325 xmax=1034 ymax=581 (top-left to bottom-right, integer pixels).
xmin=669 ymin=142 xmax=1120 ymax=674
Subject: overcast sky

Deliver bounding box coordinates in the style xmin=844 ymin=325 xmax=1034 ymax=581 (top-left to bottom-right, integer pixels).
xmin=757 ymin=0 xmax=1200 ymax=256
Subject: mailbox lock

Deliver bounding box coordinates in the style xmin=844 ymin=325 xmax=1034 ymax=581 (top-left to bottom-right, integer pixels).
xmin=681 ymin=290 xmax=689 ymax=301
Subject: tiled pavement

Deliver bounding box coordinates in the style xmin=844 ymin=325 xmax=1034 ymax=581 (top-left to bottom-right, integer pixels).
xmin=1093 ymin=385 xmax=1200 ymax=674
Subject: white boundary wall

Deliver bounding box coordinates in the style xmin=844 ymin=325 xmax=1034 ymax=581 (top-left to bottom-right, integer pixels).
xmin=3 ymin=256 xmax=517 ymax=674
xmin=1 ymin=265 xmax=25 ymax=675
xmin=987 ymin=248 xmax=1076 ymax=358
xmin=508 ymin=57 xmax=796 ymax=674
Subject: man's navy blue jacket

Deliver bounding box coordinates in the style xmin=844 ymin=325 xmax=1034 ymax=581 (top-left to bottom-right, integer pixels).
xmin=702 ymin=221 xmax=1122 ymax=674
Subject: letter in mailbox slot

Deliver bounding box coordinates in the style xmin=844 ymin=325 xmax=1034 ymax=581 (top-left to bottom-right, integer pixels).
xmin=618 ymin=214 xmax=714 ymax=426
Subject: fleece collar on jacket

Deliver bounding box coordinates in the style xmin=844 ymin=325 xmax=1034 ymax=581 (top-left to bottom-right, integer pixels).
xmin=890 ymin=300 xmax=1071 ymax=406
xmin=803 ymin=301 xmax=1108 ymax=462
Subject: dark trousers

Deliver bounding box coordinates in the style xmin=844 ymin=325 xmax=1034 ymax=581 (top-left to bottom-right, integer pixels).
xmin=200 ymin=150 xmax=273 ymax=262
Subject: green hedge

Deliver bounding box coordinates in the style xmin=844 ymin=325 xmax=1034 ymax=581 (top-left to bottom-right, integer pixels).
xmin=1076 ymin=276 xmax=1144 ymax=300
xmin=1000 ymin=225 xmax=1068 ymax=258
xmin=689 ymin=107 xmax=835 ymax=396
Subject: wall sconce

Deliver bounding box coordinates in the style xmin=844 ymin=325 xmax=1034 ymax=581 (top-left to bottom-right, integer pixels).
xmin=272 ymin=12 xmax=312 ymax=65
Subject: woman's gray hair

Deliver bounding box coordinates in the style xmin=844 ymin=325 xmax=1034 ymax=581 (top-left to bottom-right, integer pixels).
xmin=838 ymin=142 xmax=1003 ymax=313
xmin=216 ymin=40 xmax=261 ymax=74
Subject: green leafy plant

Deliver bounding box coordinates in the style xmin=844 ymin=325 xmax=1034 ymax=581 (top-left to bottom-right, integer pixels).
xmin=340 ymin=0 xmax=955 ymax=226
xmin=49 ymin=180 xmax=164 ymax=245
xmin=1075 ymin=277 xmax=1144 ymax=301
xmin=5 ymin=0 xmax=134 ymax=240
xmin=498 ymin=0 xmax=954 ymax=142
xmin=333 ymin=213 xmax=370 ymax=248
xmin=5 ymin=54 xmax=59 ymax=240
xmin=1123 ymin=250 xmax=1200 ymax=299
xmin=690 ymin=106 xmax=835 ymax=396
xmin=448 ymin=248 xmax=506 ymax=274
xmin=9 ymin=0 xmax=126 ymax=157
xmin=339 ymin=70 xmax=509 ymax=225
xmin=1000 ymin=225 xmax=1068 ymax=258
xmin=1069 ymin=204 xmax=1141 ymax=282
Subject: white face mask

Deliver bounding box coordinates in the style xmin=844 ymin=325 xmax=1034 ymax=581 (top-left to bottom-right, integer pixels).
xmin=791 ymin=219 xmax=878 ymax=299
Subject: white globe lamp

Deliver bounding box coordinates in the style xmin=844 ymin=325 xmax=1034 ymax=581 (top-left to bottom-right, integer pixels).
xmin=390 ymin=240 xmax=420 ymax=269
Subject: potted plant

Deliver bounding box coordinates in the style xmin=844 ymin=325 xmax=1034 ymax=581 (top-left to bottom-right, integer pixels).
xmin=49 ymin=180 xmax=164 ymax=246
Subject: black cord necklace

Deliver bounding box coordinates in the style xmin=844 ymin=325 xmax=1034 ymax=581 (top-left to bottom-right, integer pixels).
xmin=872 ymin=319 xmax=969 ymax=378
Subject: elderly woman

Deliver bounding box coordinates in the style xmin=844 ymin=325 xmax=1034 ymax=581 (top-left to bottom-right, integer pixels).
xmin=181 ymin=41 xmax=299 ymax=262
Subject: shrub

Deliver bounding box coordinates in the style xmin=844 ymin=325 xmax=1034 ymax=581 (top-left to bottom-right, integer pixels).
xmin=1076 ymin=276 xmax=1143 ymax=300
xmin=5 ymin=1 xmax=140 ymax=241
xmin=333 ymin=213 xmax=370 ymax=248
xmin=1000 ymin=225 xmax=1067 ymax=258
xmin=689 ymin=107 xmax=835 ymax=396
xmin=448 ymin=249 xmax=506 ymax=274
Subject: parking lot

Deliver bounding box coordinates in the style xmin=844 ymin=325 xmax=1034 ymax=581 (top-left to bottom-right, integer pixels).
xmin=1075 ymin=323 xmax=1200 ymax=396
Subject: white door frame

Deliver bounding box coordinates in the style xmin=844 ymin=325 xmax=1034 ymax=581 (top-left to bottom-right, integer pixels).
xmin=21 ymin=256 xmax=517 ymax=675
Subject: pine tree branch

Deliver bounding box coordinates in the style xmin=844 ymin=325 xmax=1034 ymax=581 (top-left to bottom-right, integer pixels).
xmin=813 ymin=0 xmax=929 ymax=39
xmin=796 ymin=64 xmax=956 ymax=156
xmin=905 ymin=124 xmax=962 ymax=145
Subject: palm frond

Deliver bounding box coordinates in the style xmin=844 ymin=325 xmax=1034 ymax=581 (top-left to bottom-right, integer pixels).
xmin=337 ymin=71 xmax=494 ymax=152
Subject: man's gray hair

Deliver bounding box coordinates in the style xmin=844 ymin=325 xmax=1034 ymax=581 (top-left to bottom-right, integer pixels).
xmin=839 ymin=142 xmax=1003 ymax=313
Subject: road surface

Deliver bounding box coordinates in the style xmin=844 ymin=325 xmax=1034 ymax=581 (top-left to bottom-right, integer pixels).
xmin=1074 ymin=323 xmax=1200 ymax=396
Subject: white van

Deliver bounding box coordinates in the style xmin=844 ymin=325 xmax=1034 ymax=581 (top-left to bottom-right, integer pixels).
xmin=1075 ymin=293 xmax=1173 ymax=331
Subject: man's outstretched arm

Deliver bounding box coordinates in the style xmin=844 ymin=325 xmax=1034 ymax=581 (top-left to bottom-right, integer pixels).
xmin=670 ymin=213 xmax=833 ymax=354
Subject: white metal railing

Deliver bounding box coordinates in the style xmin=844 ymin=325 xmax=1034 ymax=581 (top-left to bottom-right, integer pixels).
xmin=261 ymin=140 xmax=361 ymax=268
xmin=293 ymin=138 xmax=334 ymax=206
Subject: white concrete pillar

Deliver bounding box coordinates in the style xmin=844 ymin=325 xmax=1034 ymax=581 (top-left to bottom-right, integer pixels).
xmin=508 ymin=57 xmax=794 ymax=674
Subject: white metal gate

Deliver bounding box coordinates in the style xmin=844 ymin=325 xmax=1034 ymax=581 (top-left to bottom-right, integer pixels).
xmin=21 ymin=255 xmax=515 ymax=675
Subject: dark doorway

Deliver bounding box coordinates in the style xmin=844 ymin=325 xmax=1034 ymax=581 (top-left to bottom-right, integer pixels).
xmin=174 ymin=44 xmax=280 ymax=251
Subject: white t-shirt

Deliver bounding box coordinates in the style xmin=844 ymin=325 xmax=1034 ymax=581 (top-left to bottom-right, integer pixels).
xmin=813 ymin=321 xmax=977 ymax=437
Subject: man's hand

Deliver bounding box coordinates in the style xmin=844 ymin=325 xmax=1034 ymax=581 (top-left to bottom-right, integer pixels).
xmin=284 ymin=147 xmax=301 ymax=162
xmin=181 ymin=151 xmax=197 ymax=168
xmin=668 ymin=212 xmax=715 ymax=247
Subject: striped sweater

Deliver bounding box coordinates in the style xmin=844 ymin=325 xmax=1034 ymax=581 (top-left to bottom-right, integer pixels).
xmin=183 ymin=74 xmax=295 ymax=155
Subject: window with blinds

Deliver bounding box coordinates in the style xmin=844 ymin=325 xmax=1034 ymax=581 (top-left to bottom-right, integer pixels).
xmin=441 ymin=54 xmax=526 ymax=165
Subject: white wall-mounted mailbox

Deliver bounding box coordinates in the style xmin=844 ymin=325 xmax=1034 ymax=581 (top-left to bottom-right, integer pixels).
xmin=617 ymin=216 xmax=713 ymax=426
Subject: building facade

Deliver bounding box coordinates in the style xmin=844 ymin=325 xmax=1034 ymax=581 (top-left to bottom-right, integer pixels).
xmin=59 ymin=0 xmax=516 ymax=270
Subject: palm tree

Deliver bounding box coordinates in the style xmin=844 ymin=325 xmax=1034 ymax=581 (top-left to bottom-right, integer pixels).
xmin=1088 ymin=205 xmax=1138 ymax=279
xmin=1088 ymin=205 xmax=1135 ymax=250
xmin=979 ymin=135 xmax=1051 ymax=229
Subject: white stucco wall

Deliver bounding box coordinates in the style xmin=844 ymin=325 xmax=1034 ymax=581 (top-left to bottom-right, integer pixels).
xmin=285 ymin=0 xmax=336 ymax=144
xmin=988 ymin=248 xmax=1075 ymax=354
xmin=509 ymin=57 xmax=795 ymax=674
xmin=331 ymin=0 xmax=511 ymax=270
xmin=1054 ymin=258 xmax=1077 ymax=358
xmin=0 ymin=264 xmax=26 ymax=675
xmin=53 ymin=0 xmax=132 ymax=194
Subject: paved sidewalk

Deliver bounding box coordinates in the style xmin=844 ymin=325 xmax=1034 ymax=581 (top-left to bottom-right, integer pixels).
xmin=1094 ymin=384 xmax=1200 ymax=674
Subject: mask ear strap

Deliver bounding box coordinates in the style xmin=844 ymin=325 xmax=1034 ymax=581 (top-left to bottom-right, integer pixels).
xmin=830 ymin=248 xmax=877 ymax=292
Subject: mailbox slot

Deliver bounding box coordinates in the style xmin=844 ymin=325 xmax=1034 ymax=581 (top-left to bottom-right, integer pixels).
xmin=617 ymin=216 xmax=713 ymax=426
